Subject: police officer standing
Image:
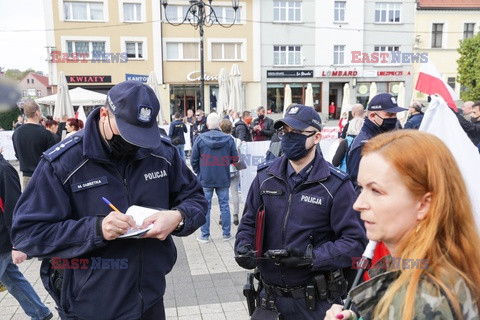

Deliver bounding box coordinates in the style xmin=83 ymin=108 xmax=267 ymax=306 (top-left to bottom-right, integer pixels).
xmin=235 ymin=105 xmax=367 ymax=319
xmin=12 ymin=81 xmax=208 ymax=320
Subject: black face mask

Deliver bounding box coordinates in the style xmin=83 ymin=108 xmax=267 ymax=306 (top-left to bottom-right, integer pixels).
xmin=258 ymin=114 xmax=265 ymax=120
xmin=104 ymin=115 xmax=139 ymax=159
xmin=471 ymin=116 xmax=480 ymax=124
xmin=281 ymin=132 xmax=315 ymax=161
xmin=374 ymin=113 xmax=397 ymax=132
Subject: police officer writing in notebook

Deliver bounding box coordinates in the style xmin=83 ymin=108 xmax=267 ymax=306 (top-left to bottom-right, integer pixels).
xmin=12 ymin=81 xmax=207 ymax=320
xmin=235 ymin=104 xmax=367 ymax=319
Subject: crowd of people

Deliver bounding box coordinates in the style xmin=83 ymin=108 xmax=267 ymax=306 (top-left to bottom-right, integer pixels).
xmin=2 ymin=82 xmax=480 ymax=319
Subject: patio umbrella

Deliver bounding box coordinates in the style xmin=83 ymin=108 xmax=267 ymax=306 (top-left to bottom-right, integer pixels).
xmin=283 ymin=84 xmax=292 ymax=116
xmin=305 ymin=83 xmax=314 ymax=106
xmin=228 ymin=64 xmax=244 ymax=112
xmin=217 ymin=68 xmax=229 ymax=115
xmin=53 ymin=72 xmax=74 ymax=119
xmin=147 ymin=71 xmax=164 ymax=125
xmin=368 ymin=82 xmax=377 ymax=104
xmin=340 ymin=83 xmax=350 ymax=117
xmin=275 ymin=88 xmax=281 ymax=113
xmin=76 ymin=105 xmax=87 ymax=124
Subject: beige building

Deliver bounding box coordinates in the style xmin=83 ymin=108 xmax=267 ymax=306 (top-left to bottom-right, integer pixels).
xmin=44 ymin=0 xmax=257 ymax=121
xmin=18 ymin=72 xmax=53 ymax=100
xmin=413 ymin=0 xmax=480 ymax=102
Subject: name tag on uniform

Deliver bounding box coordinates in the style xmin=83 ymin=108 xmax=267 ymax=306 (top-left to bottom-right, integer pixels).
xmin=260 ymin=189 xmax=284 ymax=196
xmin=300 ymin=194 xmax=324 ymax=206
xmin=71 ymin=176 xmax=108 ymax=192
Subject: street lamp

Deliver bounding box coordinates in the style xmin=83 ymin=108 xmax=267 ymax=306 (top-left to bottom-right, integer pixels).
xmin=161 ymin=0 xmax=239 ymax=111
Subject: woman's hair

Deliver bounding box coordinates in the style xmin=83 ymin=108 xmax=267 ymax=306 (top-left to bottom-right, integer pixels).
xmin=45 ymin=117 xmax=58 ymax=128
xmin=362 ymin=130 xmax=480 ymax=319
xmin=346 ymin=118 xmax=364 ymax=136
xmin=67 ymin=118 xmax=84 ymax=131
xmin=219 ymin=119 xmax=233 ymax=134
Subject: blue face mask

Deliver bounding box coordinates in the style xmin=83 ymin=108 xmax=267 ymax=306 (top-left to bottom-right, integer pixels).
xmin=281 ymin=132 xmax=315 ymax=161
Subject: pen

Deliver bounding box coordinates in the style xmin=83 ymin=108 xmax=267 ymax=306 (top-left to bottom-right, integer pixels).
xmin=102 ymin=197 xmax=121 ymax=212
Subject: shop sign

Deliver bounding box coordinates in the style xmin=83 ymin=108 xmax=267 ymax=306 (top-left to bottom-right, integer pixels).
xmin=321 ymin=70 xmax=358 ymax=77
xmin=267 ymin=70 xmax=313 ymax=78
xmin=377 ymin=71 xmax=411 ymax=76
xmin=186 ymin=71 xmax=218 ymax=82
xmin=126 ymin=73 xmax=148 ymax=83
xmin=67 ymin=75 xmax=111 ymax=83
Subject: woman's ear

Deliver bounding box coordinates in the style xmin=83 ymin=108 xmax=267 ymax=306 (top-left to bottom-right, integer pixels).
xmin=417 ymin=192 xmax=431 ymax=221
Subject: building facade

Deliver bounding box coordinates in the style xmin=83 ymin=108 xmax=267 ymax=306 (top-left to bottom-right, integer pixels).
xmin=18 ymin=72 xmax=53 ymax=100
xmin=413 ymin=0 xmax=480 ymax=102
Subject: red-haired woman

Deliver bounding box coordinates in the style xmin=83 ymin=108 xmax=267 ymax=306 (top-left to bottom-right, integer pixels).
xmin=64 ymin=118 xmax=84 ymax=139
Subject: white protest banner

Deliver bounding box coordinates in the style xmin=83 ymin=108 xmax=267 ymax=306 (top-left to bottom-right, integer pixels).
xmin=419 ymin=96 xmax=480 ymax=231
xmin=239 ymin=141 xmax=270 ymax=202
xmin=0 ymin=131 xmax=16 ymax=161
xmin=319 ymin=126 xmax=340 ymax=163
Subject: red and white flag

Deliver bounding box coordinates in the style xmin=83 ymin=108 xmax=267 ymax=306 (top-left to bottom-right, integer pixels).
xmin=415 ymin=59 xmax=459 ymax=111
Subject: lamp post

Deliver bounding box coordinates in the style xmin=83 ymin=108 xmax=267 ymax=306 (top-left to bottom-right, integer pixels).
xmin=161 ymin=0 xmax=239 ymax=111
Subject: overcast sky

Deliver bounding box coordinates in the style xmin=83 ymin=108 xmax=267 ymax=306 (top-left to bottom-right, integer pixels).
xmin=0 ymin=0 xmax=48 ymax=73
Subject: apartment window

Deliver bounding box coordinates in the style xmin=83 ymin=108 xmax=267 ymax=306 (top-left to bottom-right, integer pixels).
xmin=27 ymin=79 xmax=29 ymax=84
xmin=164 ymin=5 xmax=197 ymax=23
xmin=32 ymin=79 xmax=34 ymax=84
xmin=273 ymin=45 xmax=301 ymax=66
xmin=464 ymin=23 xmax=475 ymax=39
xmin=126 ymin=42 xmax=143 ymax=59
xmin=64 ymin=1 xmax=104 ymax=21
xmin=37 ymin=90 xmax=42 ymax=97
xmin=211 ymin=6 xmax=242 ymax=24
xmin=211 ymin=42 xmax=242 ymax=61
xmin=67 ymin=40 xmax=105 ymax=57
xmin=447 ymin=77 xmax=456 ymax=89
xmin=334 ymin=45 xmax=345 ymax=64
xmin=375 ymin=3 xmax=400 ymax=23
xmin=374 ymin=45 xmax=400 ymax=52
xmin=273 ymin=1 xmax=301 ymax=22
xmin=166 ymin=42 xmax=199 ymax=60
xmin=123 ymin=3 xmax=141 ymax=22
xmin=334 ymin=1 xmax=346 ymax=22
xmin=432 ymin=23 xmax=443 ymax=48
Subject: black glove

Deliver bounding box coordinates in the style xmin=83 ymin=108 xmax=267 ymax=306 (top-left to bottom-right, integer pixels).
xmin=279 ymin=246 xmax=313 ymax=269
xmin=235 ymin=245 xmax=257 ymax=270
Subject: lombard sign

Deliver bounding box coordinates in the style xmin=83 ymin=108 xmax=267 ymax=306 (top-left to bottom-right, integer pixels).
xmin=186 ymin=71 xmax=219 ymax=82
xmin=320 ymin=69 xmax=359 ymax=77
xmin=267 ymin=70 xmax=313 ymax=78
xmin=126 ymin=73 xmax=148 ymax=83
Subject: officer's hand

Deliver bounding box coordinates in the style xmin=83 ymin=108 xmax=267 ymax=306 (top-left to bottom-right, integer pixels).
xmin=141 ymin=210 xmax=183 ymax=241
xmin=102 ymin=211 xmax=137 ymax=241
xmin=279 ymin=247 xmax=313 ymax=269
xmin=324 ymin=304 xmax=357 ymax=320
xmin=235 ymin=245 xmax=257 ymax=270
xmin=12 ymin=250 xmax=27 ymax=264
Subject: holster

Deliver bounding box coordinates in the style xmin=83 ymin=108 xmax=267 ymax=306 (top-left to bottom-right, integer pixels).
xmin=326 ymin=269 xmax=348 ymax=303
xmin=243 ymin=273 xmax=256 ymax=316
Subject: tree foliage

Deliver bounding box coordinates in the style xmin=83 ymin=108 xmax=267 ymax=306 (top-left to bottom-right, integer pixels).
xmin=4 ymin=68 xmax=37 ymax=81
xmin=457 ymin=34 xmax=480 ymax=101
xmin=0 ymin=107 xmax=21 ymax=131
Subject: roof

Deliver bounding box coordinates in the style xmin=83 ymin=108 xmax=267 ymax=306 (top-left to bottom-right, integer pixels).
xmin=30 ymin=73 xmax=51 ymax=88
xmin=417 ymin=0 xmax=480 ymax=9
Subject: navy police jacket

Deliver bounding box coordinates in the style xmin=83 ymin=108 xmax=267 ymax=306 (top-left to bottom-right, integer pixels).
xmin=11 ymin=108 xmax=207 ymax=320
xmin=235 ymin=151 xmax=367 ymax=287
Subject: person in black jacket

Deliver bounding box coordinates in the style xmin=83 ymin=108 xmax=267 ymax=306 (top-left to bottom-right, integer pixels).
xmin=456 ymin=102 xmax=480 ymax=146
xmin=193 ymin=109 xmax=208 ymax=141
xmin=0 ymin=148 xmax=52 ymax=320
xmin=169 ymin=112 xmax=188 ymax=162
xmin=12 ymin=100 xmax=56 ymax=189
xmin=233 ymin=111 xmax=252 ymax=142
xmin=251 ymin=106 xmax=275 ymax=141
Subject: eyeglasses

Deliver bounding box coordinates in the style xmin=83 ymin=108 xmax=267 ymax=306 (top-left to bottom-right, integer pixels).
xmin=277 ymin=128 xmax=317 ymax=139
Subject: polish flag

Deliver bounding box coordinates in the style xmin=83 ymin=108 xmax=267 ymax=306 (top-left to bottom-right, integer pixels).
xmin=415 ymin=60 xmax=459 ymax=112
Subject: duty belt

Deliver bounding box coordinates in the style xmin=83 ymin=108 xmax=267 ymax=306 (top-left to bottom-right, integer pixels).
xmin=263 ymin=282 xmax=306 ymax=299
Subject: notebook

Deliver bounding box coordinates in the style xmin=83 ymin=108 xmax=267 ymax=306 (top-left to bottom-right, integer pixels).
xmin=118 ymin=205 xmax=158 ymax=239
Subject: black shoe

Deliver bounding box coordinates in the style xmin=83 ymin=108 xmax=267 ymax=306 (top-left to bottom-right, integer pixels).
xmin=219 ymin=219 xmax=222 ymax=225
xmin=43 ymin=313 xmax=53 ymax=320
xmin=233 ymin=214 xmax=239 ymax=226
